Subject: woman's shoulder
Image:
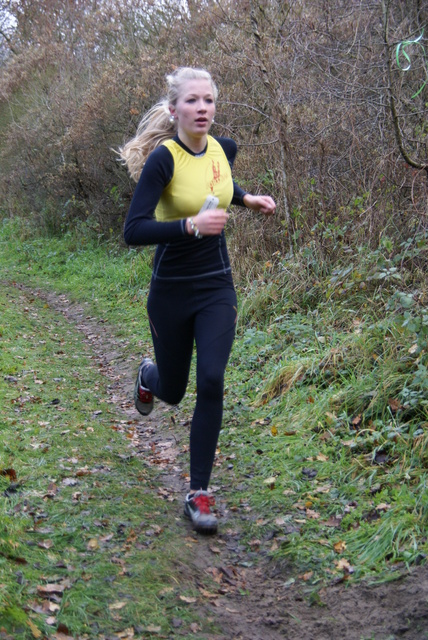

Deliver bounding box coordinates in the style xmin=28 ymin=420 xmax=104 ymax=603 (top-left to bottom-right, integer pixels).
xmin=213 ymin=136 xmax=237 ymax=150
xmin=148 ymin=142 xmax=174 ymax=159
xmin=145 ymin=142 xmax=174 ymax=169
xmin=140 ymin=142 xmax=174 ymax=185
xmin=212 ymin=136 xmax=238 ymax=164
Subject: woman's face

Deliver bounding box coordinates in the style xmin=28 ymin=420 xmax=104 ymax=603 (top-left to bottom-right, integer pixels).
xmin=170 ymin=78 xmax=216 ymax=141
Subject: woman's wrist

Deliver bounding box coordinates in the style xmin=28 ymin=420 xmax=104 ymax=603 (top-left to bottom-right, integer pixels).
xmin=243 ymin=194 xmax=252 ymax=208
xmin=187 ymin=217 xmax=203 ymax=239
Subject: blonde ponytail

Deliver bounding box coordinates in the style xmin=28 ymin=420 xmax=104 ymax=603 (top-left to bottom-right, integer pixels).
xmin=118 ymin=101 xmax=175 ymax=182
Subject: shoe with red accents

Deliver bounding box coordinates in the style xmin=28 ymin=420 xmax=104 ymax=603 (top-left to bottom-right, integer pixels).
xmin=134 ymin=358 xmax=154 ymax=416
xmin=184 ymin=490 xmax=218 ymax=534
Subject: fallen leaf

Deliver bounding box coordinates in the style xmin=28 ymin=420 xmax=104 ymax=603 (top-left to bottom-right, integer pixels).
xmin=28 ymin=600 xmax=60 ymax=615
xmin=336 ymin=558 xmax=354 ymax=572
xmin=388 ymin=398 xmax=402 ymax=412
xmin=56 ymin=623 xmax=72 ymax=635
xmin=37 ymin=584 xmax=65 ymax=597
xmin=37 ymin=540 xmax=53 ymax=550
xmin=334 ymin=540 xmax=347 ymax=553
xmin=316 ymin=453 xmax=329 ymax=462
xmin=109 ymin=601 xmax=127 ymax=610
xmin=301 ymin=571 xmax=313 ymax=581
xmin=179 ymin=595 xmax=197 ymax=604
xmin=263 ymin=476 xmax=276 ymax=489
xmin=62 ymin=478 xmax=78 ymax=486
xmin=86 ymin=538 xmax=99 ymax=551
xmin=315 ymin=484 xmax=331 ymax=494
xmin=206 ymin=567 xmax=223 ymax=583
xmin=117 ymin=628 xmax=135 ymax=638
xmin=100 ymin=533 xmax=114 ymax=543
xmin=251 ymin=417 xmax=271 ymax=426
xmin=325 ymin=412 xmax=337 ymax=425
xmin=44 ymin=483 xmax=58 ymax=498
xmin=199 ymin=588 xmax=218 ymax=599
xmin=0 ymin=468 xmax=17 ymax=481
xmin=306 ymin=509 xmax=320 ymax=519
xmin=209 ymin=545 xmax=221 ymax=554
xmin=26 ymin=619 xmax=42 ymax=638
xmin=324 ymin=516 xmax=342 ymax=527
xmin=376 ymin=502 xmax=391 ymax=511
xmin=190 ymin=622 xmax=201 ymax=632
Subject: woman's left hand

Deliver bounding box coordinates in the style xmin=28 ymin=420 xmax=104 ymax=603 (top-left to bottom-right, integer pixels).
xmin=243 ymin=194 xmax=276 ymax=216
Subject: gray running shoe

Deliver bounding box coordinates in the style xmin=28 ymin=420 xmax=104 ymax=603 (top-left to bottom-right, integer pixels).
xmin=184 ymin=490 xmax=218 ymax=534
xmin=134 ymin=358 xmax=154 ymax=416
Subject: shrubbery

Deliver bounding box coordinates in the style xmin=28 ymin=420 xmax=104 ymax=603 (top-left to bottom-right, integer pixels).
xmin=0 ymin=0 xmax=426 ymax=271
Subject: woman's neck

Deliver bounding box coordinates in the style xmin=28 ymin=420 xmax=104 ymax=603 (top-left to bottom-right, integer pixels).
xmin=177 ymin=130 xmax=208 ymax=154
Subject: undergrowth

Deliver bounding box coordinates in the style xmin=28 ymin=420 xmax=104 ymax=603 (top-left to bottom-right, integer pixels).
xmin=0 ymin=215 xmax=427 ymax=631
xmin=224 ymin=228 xmax=428 ymax=585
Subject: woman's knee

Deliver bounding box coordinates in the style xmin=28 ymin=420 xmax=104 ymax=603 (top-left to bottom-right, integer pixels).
xmin=197 ymin=369 xmax=224 ymax=401
xmin=160 ymin=386 xmax=186 ymax=406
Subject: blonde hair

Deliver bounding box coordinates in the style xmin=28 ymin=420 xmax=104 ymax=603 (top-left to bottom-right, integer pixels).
xmin=119 ymin=67 xmax=218 ymax=182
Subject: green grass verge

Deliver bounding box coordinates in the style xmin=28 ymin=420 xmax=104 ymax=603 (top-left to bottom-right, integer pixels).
xmin=0 ymin=216 xmax=427 ymax=634
xmin=0 ymin=261 xmax=215 ymax=638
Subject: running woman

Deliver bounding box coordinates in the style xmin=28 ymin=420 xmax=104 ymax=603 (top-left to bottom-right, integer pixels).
xmin=120 ymin=67 xmax=276 ymax=534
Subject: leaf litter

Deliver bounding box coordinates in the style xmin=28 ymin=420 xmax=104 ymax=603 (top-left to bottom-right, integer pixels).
xmin=2 ymin=282 xmax=428 ymax=640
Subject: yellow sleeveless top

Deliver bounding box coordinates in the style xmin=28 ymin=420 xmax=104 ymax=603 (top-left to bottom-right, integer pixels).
xmin=154 ymin=136 xmax=234 ymax=222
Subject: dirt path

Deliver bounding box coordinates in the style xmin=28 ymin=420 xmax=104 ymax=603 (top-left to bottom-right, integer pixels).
xmin=15 ymin=283 xmax=428 ymax=640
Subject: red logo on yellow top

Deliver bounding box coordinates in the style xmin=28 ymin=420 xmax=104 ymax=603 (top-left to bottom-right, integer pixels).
xmin=209 ymin=160 xmax=221 ymax=192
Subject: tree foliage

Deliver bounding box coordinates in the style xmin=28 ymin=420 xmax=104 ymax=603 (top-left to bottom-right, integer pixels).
xmin=0 ymin=0 xmax=426 ymax=264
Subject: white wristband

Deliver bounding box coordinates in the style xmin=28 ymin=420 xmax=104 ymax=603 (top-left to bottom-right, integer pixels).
xmin=189 ymin=217 xmax=203 ymax=239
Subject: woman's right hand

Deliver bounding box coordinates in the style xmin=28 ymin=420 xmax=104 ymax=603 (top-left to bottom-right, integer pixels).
xmin=187 ymin=209 xmax=229 ymax=236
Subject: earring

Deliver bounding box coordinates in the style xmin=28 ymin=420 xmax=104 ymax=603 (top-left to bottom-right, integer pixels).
xmin=212 ymin=117 xmax=215 ymax=123
xmin=169 ymin=115 xmax=175 ymax=123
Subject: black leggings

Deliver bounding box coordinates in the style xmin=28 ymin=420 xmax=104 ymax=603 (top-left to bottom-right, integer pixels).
xmin=144 ymin=276 xmax=237 ymax=490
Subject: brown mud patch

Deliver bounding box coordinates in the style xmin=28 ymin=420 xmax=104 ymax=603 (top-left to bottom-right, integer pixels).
xmin=11 ymin=283 xmax=428 ymax=640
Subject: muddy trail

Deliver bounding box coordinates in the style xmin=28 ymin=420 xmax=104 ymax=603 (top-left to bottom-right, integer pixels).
xmin=17 ymin=284 xmax=428 ymax=640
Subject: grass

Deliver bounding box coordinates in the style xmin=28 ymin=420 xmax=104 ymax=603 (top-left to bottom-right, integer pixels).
xmin=0 ymin=266 xmax=212 ymax=638
xmin=0 ymin=216 xmax=427 ymax=635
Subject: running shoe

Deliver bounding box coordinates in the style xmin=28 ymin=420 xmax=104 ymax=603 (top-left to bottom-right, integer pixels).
xmin=134 ymin=358 xmax=154 ymax=416
xmin=184 ymin=490 xmax=218 ymax=534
